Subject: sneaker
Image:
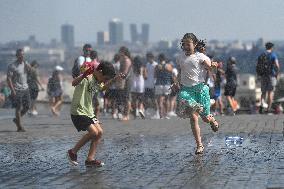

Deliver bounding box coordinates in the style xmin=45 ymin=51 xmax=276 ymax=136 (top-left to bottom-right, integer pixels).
xmin=151 ymin=114 xmax=160 ymax=119
xmin=31 ymin=110 xmax=38 ymax=116
xmin=112 ymin=113 xmax=118 ymax=119
xmin=167 ymin=111 xmax=177 ymax=117
xmin=117 ymin=113 xmax=123 ymax=120
xmin=165 ymin=116 xmax=171 ymax=119
xmin=67 ymin=149 xmax=78 ymax=166
xmin=195 ymin=145 xmax=204 ymax=155
xmin=210 ymin=99 xmax=215 ymax=105
xmin=85 ymin=159 xmax=105 ymax=167
xmin=139 ymin=109 xmax=145 ymax=119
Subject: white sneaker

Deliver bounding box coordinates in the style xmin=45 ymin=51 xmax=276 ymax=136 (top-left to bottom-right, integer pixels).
xmin=112 ymin=114 xmax=118 ymax=119
xmin=261 ymin=100 xmax=268 ymax=109
xmin=167 ymin=111 xmax=177 ymax=117
xmin=117 ymin=113 xmax=123 ymax=119
xmin=151 ymin=114 xmax=160 ymax=119
xmin=31 ymin=110 xmax=38 ymax=116
xmin=135 ymin=109 xmax=140 ymax=117
xmin=139 ymin=109 xmax=145 ymax=119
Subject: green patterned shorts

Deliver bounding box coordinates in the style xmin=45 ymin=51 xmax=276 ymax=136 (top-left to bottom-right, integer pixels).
xmin=176 ymin=83 xmax=211 ymax=118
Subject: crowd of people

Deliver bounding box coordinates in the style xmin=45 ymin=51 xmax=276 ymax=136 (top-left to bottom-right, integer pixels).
xmin=1 ymin=33 xmax=281 ymax=166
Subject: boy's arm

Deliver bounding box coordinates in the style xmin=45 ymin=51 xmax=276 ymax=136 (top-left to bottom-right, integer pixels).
xmin=72 ymin=65 xmax=97 ymax=86
xmin=72 ymin=74 xmax=85 ymax=86
xmin=101 ymin=73 xmax=125 ymax=91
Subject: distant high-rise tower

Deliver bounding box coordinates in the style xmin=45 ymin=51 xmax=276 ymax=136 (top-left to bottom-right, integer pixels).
xmin=61 ymin=24 xmax=74 ymax=49
xmin=130 ymin=24 xmax=139 ymax=44
xmin=109 ymin=18 xmax=123 ymax=45
xmin=141 ymin=23 xmax=150 ymax=44
xmin=97 ymin=31 xmax=109 ymax=46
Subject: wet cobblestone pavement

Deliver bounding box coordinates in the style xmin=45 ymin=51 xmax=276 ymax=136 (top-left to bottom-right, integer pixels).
xmin=1 ymin=105 xmax=284 ymax=188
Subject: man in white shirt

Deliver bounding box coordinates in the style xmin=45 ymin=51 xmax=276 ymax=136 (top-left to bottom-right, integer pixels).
xmin=72 ymin=44 xmax=92 ymax=78
xmin=144 ymin=53 xmax=158 ymax=118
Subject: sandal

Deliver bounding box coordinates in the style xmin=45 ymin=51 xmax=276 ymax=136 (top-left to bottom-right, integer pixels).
xmin=195 ymin=145 xmax=204 ymax=154
xmin=208 ymin=114 xmax=219 ymax=132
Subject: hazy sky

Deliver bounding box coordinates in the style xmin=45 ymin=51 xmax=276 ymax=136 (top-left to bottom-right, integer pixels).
xmin=1 ymin=0 xmax=284 ymax=43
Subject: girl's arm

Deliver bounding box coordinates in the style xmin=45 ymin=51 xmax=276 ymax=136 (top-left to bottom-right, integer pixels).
xmin=203 ymin=59 xmax=218 ymax=71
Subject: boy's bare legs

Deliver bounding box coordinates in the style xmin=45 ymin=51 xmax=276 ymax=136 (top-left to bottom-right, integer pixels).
xmin=87 ymin=124 xmax=103 ymax=161
xmin=72 ymin=124 xmax=98 ymax=154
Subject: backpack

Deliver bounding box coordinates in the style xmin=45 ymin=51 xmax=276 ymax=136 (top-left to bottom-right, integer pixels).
xmin=256 ymin=53 xmax=272 ymax=76
xmin=71 ymin=58 xmax=79 ymax=78
xmin=72 ymin=57 xmax=86 ymax=78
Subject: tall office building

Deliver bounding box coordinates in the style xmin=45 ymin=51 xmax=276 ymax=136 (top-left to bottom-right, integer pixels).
xmin=61 ymin=24 xmax=74 ymax=49
xmin=109 ymin=18 xmax=124 ymax=45
xmin=129 ymin=23 xmax=150 ymax=45
xmin=141 ymin=23 xmax=150 ymax=44
xmin=130 ymin=24 xmax=138 ymax=44
xmin=97 ymin=31 xmax=109 ymax=46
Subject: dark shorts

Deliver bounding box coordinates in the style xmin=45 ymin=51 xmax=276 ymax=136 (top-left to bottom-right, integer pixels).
xmin=71 ymin=115 xmax=98 ymax=132
xmin=29 ymin=88 xmax=39 ymax=101
xmin=261 ymin=76 xmax=277 ymax=93
xmin=122 ymin=88 xmax=131 ymax=102
xmin=224 ymin=84 xmax=236 ymax=97
xmin=104 ymin=89 xmax=118 ymax=99
xmin=48 ymin=89 xmax=62 ymax=98
xmin=131 ymin=92 xmax=144 ymax=102
xmin=144 ymin=88 xmax=155 ymax=99
xmin=13 ymin=89 xmax=31 ymax=110
xmin=214 ymin=87 xmax=221 ymax=100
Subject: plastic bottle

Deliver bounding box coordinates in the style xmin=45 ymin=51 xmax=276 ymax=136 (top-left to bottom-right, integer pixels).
xmin=225 ymin=136 xmax=244 ymax=147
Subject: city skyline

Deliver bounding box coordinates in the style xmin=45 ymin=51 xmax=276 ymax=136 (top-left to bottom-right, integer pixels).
xmin=1 ymin=0 xmax=284 ymax=43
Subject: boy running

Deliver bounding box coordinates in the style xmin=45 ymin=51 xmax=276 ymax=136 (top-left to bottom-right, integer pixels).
xmin=67 ymin=61 xmax=117 ymax=167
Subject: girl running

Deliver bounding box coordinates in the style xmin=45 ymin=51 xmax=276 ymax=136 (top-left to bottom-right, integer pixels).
xmin=173 ymin=33 xmax=219 ymax=154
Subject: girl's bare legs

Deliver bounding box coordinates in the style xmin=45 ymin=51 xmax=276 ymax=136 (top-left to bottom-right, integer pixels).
xmin=190 ymin=112 xmax=202 ymax=147
xmin=54 ymin=96 xmax=63 ymax=114
xmin=49 ymin=97 xmax=57 ymax=116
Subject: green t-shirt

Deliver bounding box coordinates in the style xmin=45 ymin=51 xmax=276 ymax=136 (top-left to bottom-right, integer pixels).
xmin=70 ymin=76 xmax=100 ymax=118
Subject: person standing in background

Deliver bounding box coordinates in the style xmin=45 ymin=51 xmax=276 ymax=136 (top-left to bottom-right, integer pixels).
xmin=224 ymin=57 xmax=239 ymax=115
xmin=118 ymin=46 xmax=133 ymax=121
xmin=27 ymin=60 xmax=44 ymax=116
xmin=47 ymin=66 xmax=64 ymax=116
xmin=257 ymin=42 xmax=280 ymax=113
xmin=130 ymin=56 xmax=146 ymax=119
xmin=7 ymin=49 xmax=31 ymax=132
xmin=144 ymin=52 xmax=158 ymax=118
